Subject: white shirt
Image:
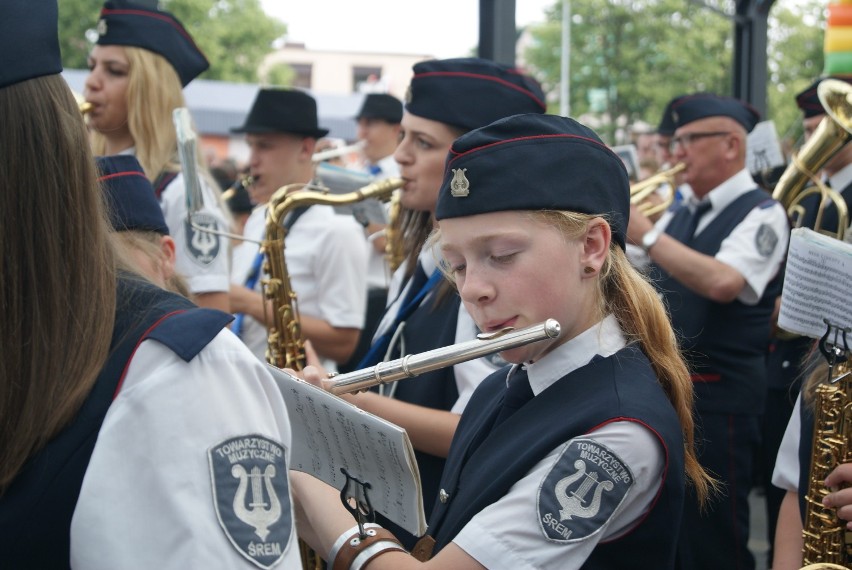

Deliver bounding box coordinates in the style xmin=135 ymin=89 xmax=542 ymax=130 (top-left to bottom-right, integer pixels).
xmin=231 ymin=204 xmax=368 ymax=371
xmin=364 ymin=154 xmax=401 ymax=290
xmin=772 ymin=393 xmax=802 ymax=493
xmin=633 ymin=168 xmax=789 ymax=305
xmin=373 ymin=248 xmax=502 ymax=413
xmin=70 ymin=329 xmax=300 ymax=569
xmin=453 ymin=316 xmax=666 ymax=570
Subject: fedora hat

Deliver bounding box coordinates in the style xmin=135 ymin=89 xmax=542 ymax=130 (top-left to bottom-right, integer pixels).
xmin=231 ymin=88 xmax=329 ymax=138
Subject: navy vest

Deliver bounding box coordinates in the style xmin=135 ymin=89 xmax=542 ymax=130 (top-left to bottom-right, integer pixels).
xmin=651 ymin=189 xmax=783 ymax=414
xmin=797 ymin=395 xmax=816 ymax=525
xmin=428 ymin=345 xmax=686 ymax=569
xmin=375 ymin=286 xmax=461 ymax=548
xmin=0 ymin=277 xmax=232 ymax=569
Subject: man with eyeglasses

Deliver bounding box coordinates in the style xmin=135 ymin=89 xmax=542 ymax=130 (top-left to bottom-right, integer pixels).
xmin=626 ymin=93 xmax=788 ymax=570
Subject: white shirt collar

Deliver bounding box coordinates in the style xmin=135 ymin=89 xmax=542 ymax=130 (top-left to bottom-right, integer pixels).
xmin=512 ymin=314 xmax=627 ymax=396
xmin=691 ymin=167 xmax=756 ymax=213
xmin=829 ymin=161 xmax=852 ymax=192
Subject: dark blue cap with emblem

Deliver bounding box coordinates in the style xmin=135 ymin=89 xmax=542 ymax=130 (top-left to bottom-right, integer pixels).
xmin=796 ymin=75 xmax=852 ymax=118
xmin=97 ymin=155 xmax=170 ymax=235
xmin=95 ymin=0 xmax=209 ymax=87
xmin=0 ymin=0 xmax=63 ymax=89
xmin=405 ymin=58 xmax=547 ymax=132
xmin=670 ymin=93 xmax=761 ymax=133
xmin=435 ymin=113 xmax=631 ymax=249
xmin=656 ymin=94 xmax=688 ymax=136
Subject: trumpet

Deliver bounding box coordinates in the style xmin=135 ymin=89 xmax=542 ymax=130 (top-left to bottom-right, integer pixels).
xmin=72 ymin=90 xmax=92 ymax=115
xmin=630 ymin=163 xmax=685 ymax=218
xmin=322 ymin=319 xmax=562 ymax=394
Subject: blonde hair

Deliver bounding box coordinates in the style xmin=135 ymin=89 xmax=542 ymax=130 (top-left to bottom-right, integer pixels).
xmin=112 ymin=230 xmax=191 ymax=298
xmin=1 ymin=75 xmax=116 ymax=493
xmin=90 ymin=47 xmax=230 ymax=224
xmin=91 ymin=47 xmax=183 ymax=179
xmin=430 ymin=209 xmax=717 ymax=505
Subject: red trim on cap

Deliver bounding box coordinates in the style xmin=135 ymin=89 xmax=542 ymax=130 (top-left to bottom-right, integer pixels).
xmin=101 ymin=8 xmax=200 ymax=49
xmin=413 ymin=71 xmax=546 ymax=110
xmin=113 ymin=310 xmax=186 ymax=400
xmin=447 ymin=133 xmax=616 ymax=166
xmin=98 ymin=171 xmax=149 ymax=183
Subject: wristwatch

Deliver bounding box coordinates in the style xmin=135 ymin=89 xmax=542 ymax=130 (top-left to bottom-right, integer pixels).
xmin=641 ymin=227 xmax=662 ymax=253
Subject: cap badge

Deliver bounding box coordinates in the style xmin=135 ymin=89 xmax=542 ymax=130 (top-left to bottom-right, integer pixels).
xmin=97 ymin=18 xmax=108 ymax=37
xmin=404 ymin=85 xmax=413 ymax=104
xmin=450 ymin=168 xmax=470 ymax=198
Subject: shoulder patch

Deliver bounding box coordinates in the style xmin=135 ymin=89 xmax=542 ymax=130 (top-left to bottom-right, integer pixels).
xmin=185 ymin=213 xmax=221 ymax=267
xmin=209 ymin=435 xmax=292 ymax=569
xmin=537 ymin=438 xmax=634 ymax=543
xmin=755 ymin=223 xmax=779 ymax=257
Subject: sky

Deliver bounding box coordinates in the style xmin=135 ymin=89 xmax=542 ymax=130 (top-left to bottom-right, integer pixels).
xmin=258 ymin=0 xmax=557 ymax=59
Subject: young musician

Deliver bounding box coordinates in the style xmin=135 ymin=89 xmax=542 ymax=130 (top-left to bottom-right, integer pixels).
xmin=339 ymin=57 xmax=546 ymax=545
xmin=84 ymin=0 xmax=231 ymax=311
xmin=0 ymin=3 xmax=298 ymax=567
xmin=293 ymin=113 xmax=714 ymax=569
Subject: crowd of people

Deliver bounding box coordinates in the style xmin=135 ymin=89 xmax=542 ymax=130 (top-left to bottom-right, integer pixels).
xmin=2 ymin=1 xmax=852 ymax=569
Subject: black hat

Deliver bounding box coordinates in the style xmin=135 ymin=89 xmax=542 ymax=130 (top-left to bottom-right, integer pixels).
xmin=95 ymin=0 xmax=209 ymax=87
xmin=670 ymin=93 xmax=761 ymax=132
xmin=231 ymin=89 xmax=329 ymax=138
xmin=97 ymin=155 xmax=170 ymax=235
xmin=435 ymin=113 xmax=631 ymax=249
xmin=0 ymin=0 xmax=62 ymax=89
xmin=356 ymin=93 xmax=403 ymax=123
xmin=795 ymin=75 xmax=852 ymax=118
xmin=405 ymin=58 xmax=547 ymax=132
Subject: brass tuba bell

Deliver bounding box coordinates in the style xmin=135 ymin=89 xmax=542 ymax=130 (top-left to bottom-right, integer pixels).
xmin=772 ymin=79 xmax=852 ymax=239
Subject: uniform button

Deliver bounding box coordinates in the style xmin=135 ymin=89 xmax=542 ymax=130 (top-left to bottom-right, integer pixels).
xmin=439 ymin=489 xmax=449 ymax=503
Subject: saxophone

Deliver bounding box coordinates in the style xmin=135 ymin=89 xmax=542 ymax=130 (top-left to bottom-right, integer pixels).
xmin=801 ymin=356 xmax=852 ymax=568
xmin=261 ymin=177 xmax=403 ymax=370
xmin=384 ymin=189 xmax=405 ymax=272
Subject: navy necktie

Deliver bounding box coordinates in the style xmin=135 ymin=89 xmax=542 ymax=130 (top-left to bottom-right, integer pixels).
xmin=493 ymin=367 xmax=533 ymax=426
xmin=668 ymin=200 xmax=712 ymax=242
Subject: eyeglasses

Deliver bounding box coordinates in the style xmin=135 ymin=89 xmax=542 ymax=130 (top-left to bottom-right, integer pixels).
xmin=669 ymin=131 xmax=731 ymax=153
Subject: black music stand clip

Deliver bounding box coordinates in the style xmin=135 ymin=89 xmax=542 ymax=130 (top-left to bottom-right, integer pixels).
xmin=339 ymin=467 xmax=375 ymax=539
xmin=819 ymin=318 xmax=851 ymax=384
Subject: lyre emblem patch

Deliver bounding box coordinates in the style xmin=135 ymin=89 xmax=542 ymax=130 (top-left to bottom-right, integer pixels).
xmin=209 ymin=435 xmax=292 ymax=569
xmin=450 ymin=168 xmax=470 ymax=198
xmin=537 ymin=438 xmax=633 ymax=542
xmin=185 ymin=212 xmax=221 ymax=267
xmin=97 ymin=18 xmax=107 ymax=36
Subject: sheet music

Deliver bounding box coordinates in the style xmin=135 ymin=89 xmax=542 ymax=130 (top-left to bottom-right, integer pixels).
xmin=746 ymin=120 xmax=786 ymax=174
xmin=268 ymin=365 xmax=427 ymax=536
xmin=778 ymin=227 xmax=852 ymax=338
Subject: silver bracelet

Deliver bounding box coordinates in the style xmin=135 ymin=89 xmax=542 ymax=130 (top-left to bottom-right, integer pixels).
xmin=350 ymin=540 xmax=407 ymax=570
xmin=327 ymin=523 xmax=381 ymax=566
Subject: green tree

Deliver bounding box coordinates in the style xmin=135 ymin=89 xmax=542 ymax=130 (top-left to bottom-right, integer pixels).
xmin=58 ymin=0 xmax=286 ymax=83
xmin=523 ymin=0 xmax=824 ymax=145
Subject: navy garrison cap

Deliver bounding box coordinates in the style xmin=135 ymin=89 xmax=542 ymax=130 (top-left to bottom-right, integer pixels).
xmin=231 ymin=89 xmax=329 ymax=138
xmin=97 ymin=155 xmax=169 ymax=235
xmin=656 ymin=95 xmax=687 ymax=136
xmin=356 ymin=94 xmax=403 ymax=123
xmin=405 ymin=58 xmax=547 ymax=132
xmin=796 ymin=76 xmax=852 ymax=118
xmin=670 ymin=93 xmax=761 ymax=132
xmin=0 ymin=0 xmax=62 ymax=89
xmin=95 ymin=0 xmax=209 ymax=86
xmin=435 ymin=114 xmax=631 ymax=249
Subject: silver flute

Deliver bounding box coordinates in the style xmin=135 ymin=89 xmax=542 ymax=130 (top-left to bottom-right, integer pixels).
xmin=322 ymin=319 xmax=561 ymax=395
